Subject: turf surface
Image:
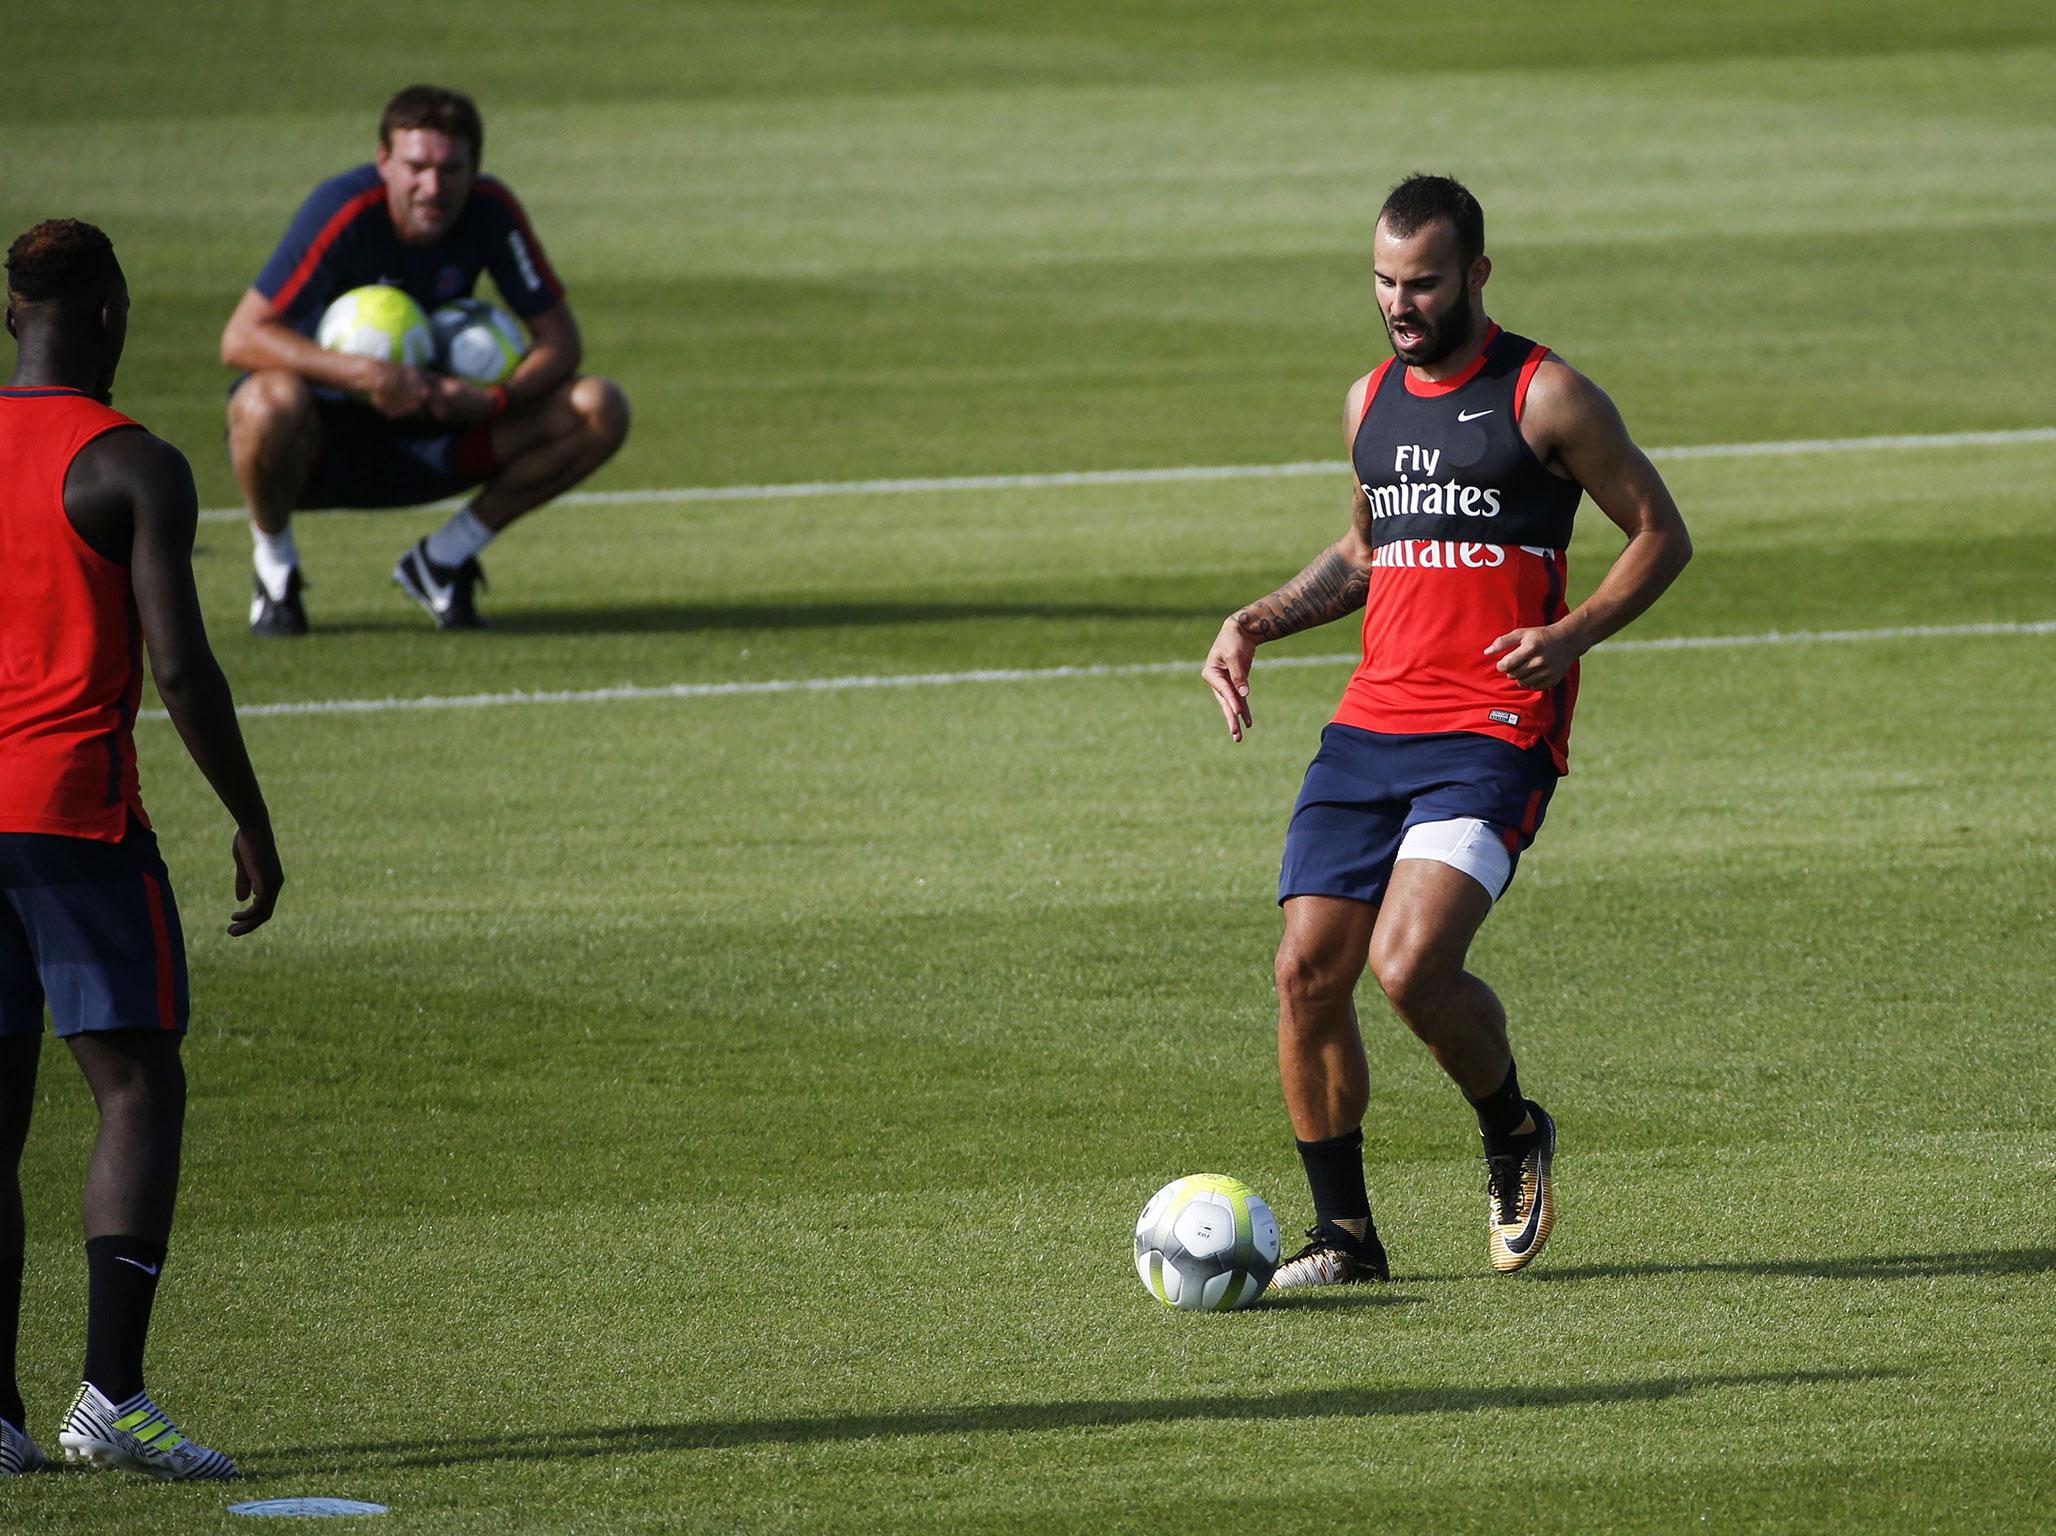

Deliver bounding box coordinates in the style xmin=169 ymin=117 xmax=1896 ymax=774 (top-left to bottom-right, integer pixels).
xmin=4 ymin=3 xmax=2054 ymax=1531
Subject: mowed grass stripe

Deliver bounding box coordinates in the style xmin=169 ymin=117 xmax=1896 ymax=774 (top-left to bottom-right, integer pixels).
xmin=190 ymin=426 xmax=2056 ymax=520
xmin=143 ymin=620 xmax=2056 ymax=720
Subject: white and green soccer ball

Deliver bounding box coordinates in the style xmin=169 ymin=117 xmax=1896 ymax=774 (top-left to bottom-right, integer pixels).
xmin=1133 ymin=1174 xmax=1280 ymax=1311
xmin=315 ymin=285 xmax=435 ymax=369
xmin=430 ymin=298 xmax=528 ymax=384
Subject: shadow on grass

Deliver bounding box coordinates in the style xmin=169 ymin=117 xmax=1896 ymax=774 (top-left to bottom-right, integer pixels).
xmin=1261 ymin=1289 xmax=1428 ymax=1312
xmin=250 ymin=1367 xmax=1899 ymax=1476
xmin=1502 ymin=1246 xmax=2056 ymax=1287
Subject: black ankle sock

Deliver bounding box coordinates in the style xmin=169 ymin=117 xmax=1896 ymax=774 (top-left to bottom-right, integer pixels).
xmin=1295 ymin=1127 xmax=1372 ymax=1233
xmin=1467 ymin=1062 xmax=1532 ymax=1152
xmin=83 ymin=1235 xmax=166 ymax=1403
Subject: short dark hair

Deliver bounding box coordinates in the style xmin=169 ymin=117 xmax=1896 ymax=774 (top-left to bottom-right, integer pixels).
xmin=1379 ymin=173 xmax=1484 ymax=267
xmin=379 ymin=84 xmax=484 ymax=164
xmin=5 ymin=219 xmax=124 ymax=307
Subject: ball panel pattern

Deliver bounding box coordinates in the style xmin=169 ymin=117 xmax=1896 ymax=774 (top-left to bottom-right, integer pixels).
xmin=1133 ymin=1174 xmax=1280 ymax=1312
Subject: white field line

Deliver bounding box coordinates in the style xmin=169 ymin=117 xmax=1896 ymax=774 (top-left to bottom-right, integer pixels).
xmin=143 ymin=620 xmax=2056 ymax=722
xmin=193 ymin=426 xmax=2056 ymax=522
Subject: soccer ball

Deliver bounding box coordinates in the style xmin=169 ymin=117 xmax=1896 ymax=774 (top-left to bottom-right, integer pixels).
xmin=315 ymin=285 xmax=434 ymax=369
xmin=1133 ymin=1174 xmax=1280 ymax=1311
xmin=431 ymin=298 xmax=527 ymax=384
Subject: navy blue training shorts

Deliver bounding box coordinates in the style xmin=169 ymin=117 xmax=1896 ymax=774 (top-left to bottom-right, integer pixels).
xmin=1278 ymin=724 xmax=1560 ymax=907
xmin=228 ymin=376 xmax=497 ymax=510
xmin=0 ymin=817 xmax=190 ymax=1038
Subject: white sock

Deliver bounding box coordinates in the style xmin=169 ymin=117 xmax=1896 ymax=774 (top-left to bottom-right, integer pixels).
xmin=424 ymin=507 xmax=493 ymax=569
xmin=250 ymin=524 xmax=298 ymax=601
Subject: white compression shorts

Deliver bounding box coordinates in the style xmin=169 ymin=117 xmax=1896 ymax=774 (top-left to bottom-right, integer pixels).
xmin=1394 ymin=816 xmax=1515 ymax=901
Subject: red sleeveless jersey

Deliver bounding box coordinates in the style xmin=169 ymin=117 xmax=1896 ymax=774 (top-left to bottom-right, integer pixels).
xmin=1333 ymin=327 xmax=1584 ymax=771
xmin=0 ymin=387 xmax=150 ymax=839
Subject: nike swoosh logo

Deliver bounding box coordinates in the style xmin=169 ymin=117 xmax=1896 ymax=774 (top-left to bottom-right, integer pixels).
xmin=413 ymin=559 xmax=456 ymax=612
xmin=115 ymin=1257 xmax=161 ymax=1276
xmin=1457 ymin=409 xmax=1494 ymax=422
xmin=1501 ymin=1128 xmax=1554 ymax=1256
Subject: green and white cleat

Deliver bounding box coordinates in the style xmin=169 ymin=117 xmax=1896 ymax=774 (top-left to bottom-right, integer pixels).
xmin=1 ymin=1417 xmax=49 ymax=1476
xmin=57 ymin=1383 xmax=239 ymax=1481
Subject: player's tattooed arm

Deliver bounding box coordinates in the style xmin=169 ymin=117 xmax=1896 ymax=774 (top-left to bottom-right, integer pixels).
xmin=1230 ymin=485 xmax=1375 ymax=641
xmin=1232 ymin=546 xmax=1368 ymax=640
xmin=1202 ymin=484 xmax=1374 ymax=743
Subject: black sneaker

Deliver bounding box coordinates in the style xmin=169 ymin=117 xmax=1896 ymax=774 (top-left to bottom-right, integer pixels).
xmin=393 ymin=538 xmax=489 ymax=630
xmin=248 ymin=568 xmax=307 ymax=637
xmin=1268 ymin=1220 xmax=1390 ymax=1289
xmin=1485 ymin=1102 xmax=1556 ymax=1273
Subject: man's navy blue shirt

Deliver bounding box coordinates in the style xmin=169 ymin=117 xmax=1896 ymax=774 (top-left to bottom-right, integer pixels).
xmin=253 ymin=163 xmax=565 ymax=334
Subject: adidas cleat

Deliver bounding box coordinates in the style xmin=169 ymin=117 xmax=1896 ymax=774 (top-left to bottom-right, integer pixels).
xmin=249 ymin=568 xmax=308 ymax=637
xmin=394 ymin=538 xmax=489 ymax=630
xmin=1486 ymin=1103 xmax=1556 ymax=1273
xmin=1268 ymin=1221 xmax=1390 ymax=1289
xmin=1 ymin=1417 xmax=48 ymax=1477
xmin=57 ymin=1383 xmax=239 ymax=1481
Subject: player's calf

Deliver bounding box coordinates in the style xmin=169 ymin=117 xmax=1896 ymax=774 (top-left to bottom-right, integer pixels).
xmin=227 ymin=371 xmax=321 ymax=637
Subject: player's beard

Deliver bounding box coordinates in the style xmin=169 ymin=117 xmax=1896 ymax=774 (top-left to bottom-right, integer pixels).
xmin=1385 ymin=287 xmax=1479 ymax=368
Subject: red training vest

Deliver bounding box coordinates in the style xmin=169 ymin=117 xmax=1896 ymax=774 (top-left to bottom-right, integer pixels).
xmin=0 ymin=387 xmax=150 ymax=840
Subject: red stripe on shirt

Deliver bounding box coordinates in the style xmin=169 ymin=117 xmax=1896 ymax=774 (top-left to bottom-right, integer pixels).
xmin=1514 ymin=343 xmax=1549 ymax=421
xmin=1401 ymin=323 xmax=1501 ymax=397
xmin=267 ymin=186 xmax=388 ymax=314
xmin=1355 ymin=358 xmax=1394 ymax=433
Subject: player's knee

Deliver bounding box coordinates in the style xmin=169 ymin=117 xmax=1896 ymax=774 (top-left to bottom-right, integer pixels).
xmin=1368 ymin=938 xmax=1445 ymax=1021
xmin=228 ymin=369 xmax=315 ymax=443
xmin=1274 ymin=940 xmax=1356 ymax=1017
xmin=568 ymin=375 xmax=629 ymax=456
xmin=86 ymin=1045 xmax=187 ymax=1125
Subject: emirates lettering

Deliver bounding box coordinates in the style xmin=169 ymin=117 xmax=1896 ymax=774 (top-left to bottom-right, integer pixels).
xmin=1361 ymin=476 xmax=1504 ymax=519
xmin=1370 ymin=540 xmax=1506 ymax=570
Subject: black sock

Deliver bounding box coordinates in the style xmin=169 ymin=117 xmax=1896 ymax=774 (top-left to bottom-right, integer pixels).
xmin=1467 ymin=1062 xmax=1532 ymax=1152
xmin=1295 ymin=1127 xmax=1372 ymax=1234
xmin=83 ymin=1235 xmax=166 ymax=1404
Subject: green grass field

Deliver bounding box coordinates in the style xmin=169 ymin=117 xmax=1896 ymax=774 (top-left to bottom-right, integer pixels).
xmin=4 ymin=2 xmax=2054 ymax=1531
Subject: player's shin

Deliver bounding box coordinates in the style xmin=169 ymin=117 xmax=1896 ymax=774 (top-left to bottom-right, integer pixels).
xmin=0 ymin=1037 xmax=34 ymax=1432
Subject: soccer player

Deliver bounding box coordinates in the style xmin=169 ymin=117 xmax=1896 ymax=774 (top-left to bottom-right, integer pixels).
xmin=1 ymin=220 xmax=282 ymax=1479
xmin=220 ymin=84 xmax=631 ymax=634
xmin=1200 ymin=174 xmax=1692 ymax=1286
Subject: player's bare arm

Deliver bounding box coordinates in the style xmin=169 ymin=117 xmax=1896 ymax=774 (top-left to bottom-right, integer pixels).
xmin=422 ymin=299 xmax=581 ymax=427
xmin=1202 ymin=375 xmax=1382 ymax=741
xmin=220 ymin=286 xmax=429 ymax=419
xmin=67 ymin=428 xmax=283 ymax=934
xmin=1483 ymin=358 xmax=1693 ymax=690
xmin=1203 ymin=486 xmax=1375 ymax=743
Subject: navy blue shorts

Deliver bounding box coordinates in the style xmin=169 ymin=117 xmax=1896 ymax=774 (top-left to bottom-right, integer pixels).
xmin=1278 ymin=725 xmax=1559 ymax=907
xmin=228 ymin=377 xmax=497 ymax=510
xmin=0 ymin=817 xmax=190 ymax=1038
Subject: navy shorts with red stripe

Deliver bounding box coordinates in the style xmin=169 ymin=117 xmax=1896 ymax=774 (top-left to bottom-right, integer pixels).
xmin=226 ymin=376 xmax=497 ymax=511
xmin=1278 ymin=724 xmax=1559 ymax=907
xmin=0 ymin=816 xmax=189 ymax=1037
